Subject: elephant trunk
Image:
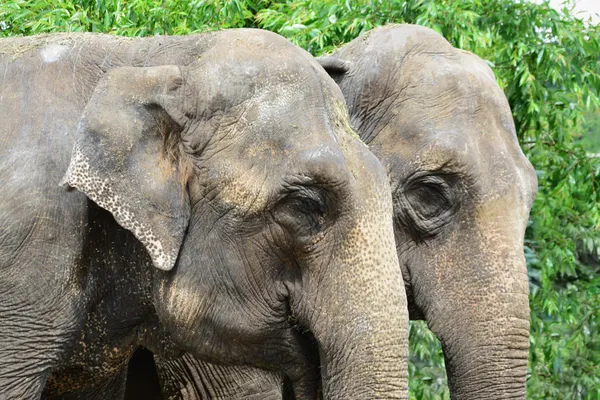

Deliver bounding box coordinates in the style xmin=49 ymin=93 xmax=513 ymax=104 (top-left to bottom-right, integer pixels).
xmin=445 ymin=320 xmax=529 ymax=399
xmin=418 ymin=212 xmax=530 ymax=399
xmin=432 ymin=298 xmax=529 ymax=399
xmin=292 ymin=161 xmax=409 ymax=399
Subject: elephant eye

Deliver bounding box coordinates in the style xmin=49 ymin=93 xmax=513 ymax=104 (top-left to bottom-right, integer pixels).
xmin=396 ymin=174 xmax=459 ymax=239
xmin=271 ymin=187 xmax=330 ymax=252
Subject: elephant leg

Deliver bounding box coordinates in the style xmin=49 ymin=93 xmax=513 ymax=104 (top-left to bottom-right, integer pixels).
xmin=0 ymin=281 xmax=85 ymax=400
xmin=154 ymin=353 xmax=284 ymax=400
xmin=0 ymin=210 xmax=88 ymax=399
xmin=0 ymin=300 xmax=82 ymax=399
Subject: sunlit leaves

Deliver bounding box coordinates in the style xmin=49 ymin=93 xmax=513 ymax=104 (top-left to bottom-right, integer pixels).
xmin=0 ymin=0 xmax=269 ymax=37
xmin=409 ymin=321 xmax=449 ymax=399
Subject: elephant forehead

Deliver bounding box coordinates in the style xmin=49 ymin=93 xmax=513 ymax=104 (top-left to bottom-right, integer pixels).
xmin=198 ymin=90 xmax=348 ymax=166
xmin=399 ymin=61 xmax=504 ymax=119
xmin=202 ymin=159 xmax=277 ymax=213
xmin=374 ymin=58 xmax=528 ymax=178
xmin=203 ymin=140 xmax=351 ymax=215
xmin=192 ymin=31 xmax=345 ymax=115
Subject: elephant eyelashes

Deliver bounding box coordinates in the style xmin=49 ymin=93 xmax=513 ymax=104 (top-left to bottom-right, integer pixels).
xmin=397 ymin=174 xmax=459 ymax=239
xmin=271 ymin=187 xmax=330 ymax=252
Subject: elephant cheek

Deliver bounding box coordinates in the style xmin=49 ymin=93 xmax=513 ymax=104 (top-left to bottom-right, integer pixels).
xmin=156 ymin=275 xmax=206 ymax=334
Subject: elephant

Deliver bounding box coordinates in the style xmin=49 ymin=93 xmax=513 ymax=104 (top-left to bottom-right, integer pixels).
xmin=316 ymin=24 xmax=538 ymax=398
xmin=0 ymin=28 xmax=409 ymax=400
xmin=126 ymin=24 xmax=539 ymax=399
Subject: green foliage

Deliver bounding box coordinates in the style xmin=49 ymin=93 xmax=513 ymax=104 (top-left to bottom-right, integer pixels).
xmin=408 ymin=321 xmax=449 ymax=399
xmin=0 ymin=0 xmax=267 ymax=36
xmin=580 ymin=112 xmax=600 ymax=153
xmin=1 ymin=0 xmax=599 ymax=397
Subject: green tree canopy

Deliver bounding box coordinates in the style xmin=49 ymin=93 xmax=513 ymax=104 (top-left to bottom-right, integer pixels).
xmin=1 ymin=0 xmax=599 ymax=398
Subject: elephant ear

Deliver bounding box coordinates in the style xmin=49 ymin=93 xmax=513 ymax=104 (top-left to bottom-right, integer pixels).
xmin=60 ymin=65 xmax=191 ymax=271
xmin=316 ymin=56 xmax=351 ymax=74
xmin=317 ymin=56 xmax=352 ymax=88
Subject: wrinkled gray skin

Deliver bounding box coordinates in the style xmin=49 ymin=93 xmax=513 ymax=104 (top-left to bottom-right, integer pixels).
xmin=0 ymin=29 xmax=409 ymax=399
xmin=154 ymin=353 xmax=286 ymax=400
xmin=317 ymin=24 xmax=538 ymax=399
xmin=143 ymin=24 xmax=539 ymax=400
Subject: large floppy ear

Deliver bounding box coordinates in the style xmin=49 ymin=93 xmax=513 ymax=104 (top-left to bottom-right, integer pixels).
xmin=60 ymin=65 xmax=191 ymax=271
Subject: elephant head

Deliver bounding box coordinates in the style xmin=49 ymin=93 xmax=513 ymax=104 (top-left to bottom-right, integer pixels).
xmin=61 ymin=29 xmax=408 ymax=399
xmin=318 ymin=25 xmax=538 ymax=398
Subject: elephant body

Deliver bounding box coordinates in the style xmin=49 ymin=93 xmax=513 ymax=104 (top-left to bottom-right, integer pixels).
xmin=1 ymin=33 xmax=162 ymax=398
xmin=0 ymin=30 xmax=408 ymax=399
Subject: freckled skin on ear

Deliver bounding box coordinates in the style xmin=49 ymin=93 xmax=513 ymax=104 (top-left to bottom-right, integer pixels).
xmin=319 ymin=24 xmax=537 ymax=399
xmin=0 ymin=29 xmax=408 ymax=400
xmin=61 ymin=150 xmax=184 ymax=271
xmin=60 ymin=63 xmax=193 ymax=273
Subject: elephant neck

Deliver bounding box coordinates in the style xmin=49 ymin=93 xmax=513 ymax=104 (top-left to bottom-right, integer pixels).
xmin=83 ymin=199 xmax=158 ymax=342
xmin=43 ymin=200 xmax=159 ymax=396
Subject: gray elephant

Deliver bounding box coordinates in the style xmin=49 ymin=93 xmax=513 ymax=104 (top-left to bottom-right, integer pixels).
xmin=316 ymin=24 xmax=538 ymax=399
xmin=0 ymin=29 xmax=409 ymax=399
xmin=130 ymin=24 xmax=538 ymax=399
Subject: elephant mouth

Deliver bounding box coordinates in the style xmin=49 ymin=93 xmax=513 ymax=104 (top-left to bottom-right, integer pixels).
xmin=284 ymin=301 xmax=322 ymax=378
xmin=401 ymin=259 xmax=425 ymax=320
xmin=277 ymin=312 xmax=322 ymax=398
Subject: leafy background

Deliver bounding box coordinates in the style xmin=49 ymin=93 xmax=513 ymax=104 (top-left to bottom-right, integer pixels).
xmin=1 ymin=0 xmax=598 ymax=398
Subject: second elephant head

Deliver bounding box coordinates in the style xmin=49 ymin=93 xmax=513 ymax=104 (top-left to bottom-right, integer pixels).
xmin=318 ymin=24 xmax=537 ymax=399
